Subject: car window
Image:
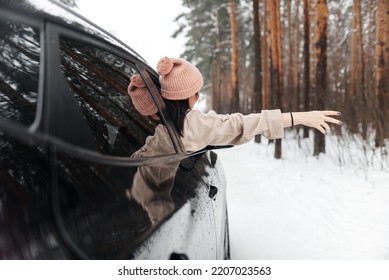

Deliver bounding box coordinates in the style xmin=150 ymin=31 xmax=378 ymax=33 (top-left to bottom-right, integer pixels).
xmin=59 ymin=37 xmax=161 ymax=157
xmin=0 ymin=21 xmax=40 ymax=127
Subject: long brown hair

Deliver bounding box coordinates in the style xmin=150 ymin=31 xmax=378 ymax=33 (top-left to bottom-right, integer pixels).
xmin=164 ymin=99 xmax=190 ymax=137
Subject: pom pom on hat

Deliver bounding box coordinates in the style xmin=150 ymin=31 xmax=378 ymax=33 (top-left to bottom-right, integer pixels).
xmin=156 ymin=56 xmax=203 ymax=100
xmin=157 ymin=56 xmax=174 ymax=76
xmin=127 ymin=74 xmax=158 ymax=116
xmin=130 ymin=74 xmax=145 ymax=88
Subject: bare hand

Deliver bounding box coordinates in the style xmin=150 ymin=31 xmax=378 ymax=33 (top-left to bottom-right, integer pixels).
xmin=294 ymin=110 xmax=343 ymax=134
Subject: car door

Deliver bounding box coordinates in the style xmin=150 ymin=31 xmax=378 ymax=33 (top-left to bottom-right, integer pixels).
xmin=0 ymin=12 xmax=71 ymax=259
xmin=44 ymin=22 xmax=218 ymax=259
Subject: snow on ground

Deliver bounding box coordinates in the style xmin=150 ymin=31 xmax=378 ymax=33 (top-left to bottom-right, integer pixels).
xmin=217 ymin=131 xmax=389 ymax=260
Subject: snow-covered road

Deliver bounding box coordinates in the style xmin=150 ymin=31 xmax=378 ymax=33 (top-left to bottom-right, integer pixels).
xmin=217 ymin=134 xmax=389 ymax=259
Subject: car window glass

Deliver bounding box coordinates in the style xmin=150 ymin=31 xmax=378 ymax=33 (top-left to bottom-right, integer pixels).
xmin=0 ymin=21 xmax=40 ymax=126
xmin=59 ymin=37 xmax=164 ymax=157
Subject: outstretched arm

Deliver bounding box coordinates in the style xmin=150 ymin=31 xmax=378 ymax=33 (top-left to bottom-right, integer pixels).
xmin=282 ymin=111 xmax=343 ymax=134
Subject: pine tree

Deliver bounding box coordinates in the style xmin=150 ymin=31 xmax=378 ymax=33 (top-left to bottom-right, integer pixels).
xmin=313 ymin=0 xmax=328 ymax=156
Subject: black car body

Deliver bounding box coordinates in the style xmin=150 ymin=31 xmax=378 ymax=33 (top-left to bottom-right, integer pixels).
xmin=0 ymin=0 xmax=229 ymax=259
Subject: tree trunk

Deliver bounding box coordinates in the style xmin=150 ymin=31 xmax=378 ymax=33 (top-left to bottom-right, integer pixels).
xmin=287 ymin=0 xmax=294 ymax=111
xmin=303 ymin=0 xmax=310 ymax=138
xmin=212 ymin=14 xmax=220 ymax=113
xmin=350 ymin=1 xmax=357 ymax=99
xmin=276 ymin=0 xmax=284 ymax=109
xmin=355 ymin=0 xmax=367 ymax=139
xmin=333 ymin=0 xmax=341 ymax=105
xmin=313 ymin=0 xmax=328 ymax=156
xmin=347 ymin=0 xmax=365 ymax=136
xmin=262 ymin=0 xmax=270 ymax=111
xmin=349 ymin=0 xmax=358 ymax=133
xmin=230 ymin=0 xmax=239 ymax=112
xmin=294 ymin=0 xmax=301 ymax=113
xmin=365 ymin=0 xmax=375 ymax=130
xmin=253 ymin=0 xmax=262 ymax=143
xmin=375 ymin=0 xmax=389 ymax=147
xmin=269 ymin=0 xmax=282 ymax=159
xmin=310 ymin=0 xmax=317 ymax=100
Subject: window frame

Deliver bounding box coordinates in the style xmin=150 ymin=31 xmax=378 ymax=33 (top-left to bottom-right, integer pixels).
xmin=0 ymin=9 xmax=45 ymax=133
xmin=44 ymin=21 xmax=186 ymax=164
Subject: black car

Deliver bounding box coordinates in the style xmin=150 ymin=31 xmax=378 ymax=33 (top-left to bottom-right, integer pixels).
xmin=0 ymin=0 xmax=229 ymax=259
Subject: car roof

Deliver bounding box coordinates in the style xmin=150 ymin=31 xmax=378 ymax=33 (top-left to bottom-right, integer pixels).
xmin=0 ymin=0 xmax=148 ymax=64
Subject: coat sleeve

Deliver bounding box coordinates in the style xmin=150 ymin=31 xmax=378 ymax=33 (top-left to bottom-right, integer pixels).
xmin=182 ymin=109 xmax=284 ymax=153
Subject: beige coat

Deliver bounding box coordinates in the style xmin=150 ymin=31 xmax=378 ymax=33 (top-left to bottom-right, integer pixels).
xmin=182 ymin=109 xmax=283 ymax=153
xmin=128 ymin=109 xmax=284 ymax=222
xmin=132 ymin=109 xmax=284 ymax=157
xmin=133 ymin=109 xmax=284 ymax=156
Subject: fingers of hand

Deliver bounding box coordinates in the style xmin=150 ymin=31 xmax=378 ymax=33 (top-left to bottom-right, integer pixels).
xmin=321 ymin=110 xmax=341 ymax=116
xmin=319 ymin=117 xmax=343 ymax=134
xmin=315 ymin=122 xmax=330 ymax=134
xmin=315 ymin=124 xmax=326 ymax=135
xmin=324 ymin=116 xmax=343 ymax=125
xmin=305 ymin=111 xmax=343 ymax=133
xmin=321 ymin=122 xmax=331 ymax=132
xmin=324 ymin=117 xmax=343 ymax=125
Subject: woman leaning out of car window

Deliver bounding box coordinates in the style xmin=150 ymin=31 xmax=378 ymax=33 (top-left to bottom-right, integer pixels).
xmin=133 ymin=56 xmax=343 ymax=155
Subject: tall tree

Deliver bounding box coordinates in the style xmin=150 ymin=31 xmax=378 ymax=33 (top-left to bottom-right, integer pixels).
xmin=349 ymin=0 xmax=365 ymax=135
xmin=375 ymin=0 xmax=389 ymax=147
xmin=253 ymin=0 xmax=262 ymax=143
xmin=284 ymin=0 xmax=301 ymax=113
xmin=309 ymin=0 xmax=317 ymax=102
xmin=314 ymin=0 xmax=328 ymax=156
xmin=294 ymin=0 xmax=301 ymax=112
xmin=276 ymin=0 xmax=284 ymax=109
xmin=269 ymin=0 xmax=283 ymax=159
xmin=286 ymin=0 xmax=293 ymax=111
xmin=173 ymin=0 xmax=231 ymax=112
xmin=365 ymin=0 xmax=375 ymax=127
xmin=331 ymin=0 xmax=343 ymax=124
xmin=303 ymin=0 xmax=310 ymax=138
xmin=211 ymin=12 xmax=222 ymax=113
xmin=230 ymin=0 xmax=239 ymax=112
xmin=262 ymin=0 xmax=270 ymax=111
xmin=355 ymin=0 xmax=367 ymax=138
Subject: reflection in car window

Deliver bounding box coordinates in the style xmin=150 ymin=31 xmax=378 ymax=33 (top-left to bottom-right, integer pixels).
xmin=59 ymin=37 xmax=157 ymax=156
xmin=0 ymin=21 xmax=40 ymax=126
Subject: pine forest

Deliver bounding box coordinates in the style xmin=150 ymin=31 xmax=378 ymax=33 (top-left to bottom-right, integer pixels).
xmin=173 ymin=0 xmax=389 ymax=160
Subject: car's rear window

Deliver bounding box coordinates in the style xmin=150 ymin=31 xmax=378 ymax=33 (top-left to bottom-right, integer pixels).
xmin=0 ymin=21 xmax=40 ymax=127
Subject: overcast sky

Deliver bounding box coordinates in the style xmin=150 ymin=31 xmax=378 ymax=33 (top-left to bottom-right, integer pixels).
xmin=76 ymin=0 xmax=186 ymax=68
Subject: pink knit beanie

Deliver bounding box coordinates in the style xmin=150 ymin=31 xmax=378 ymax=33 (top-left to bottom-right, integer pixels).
xmin=127 ymin=74 xmax=158 ymax=116
xmin=157 ymin=56 xmax=203 ymax=100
